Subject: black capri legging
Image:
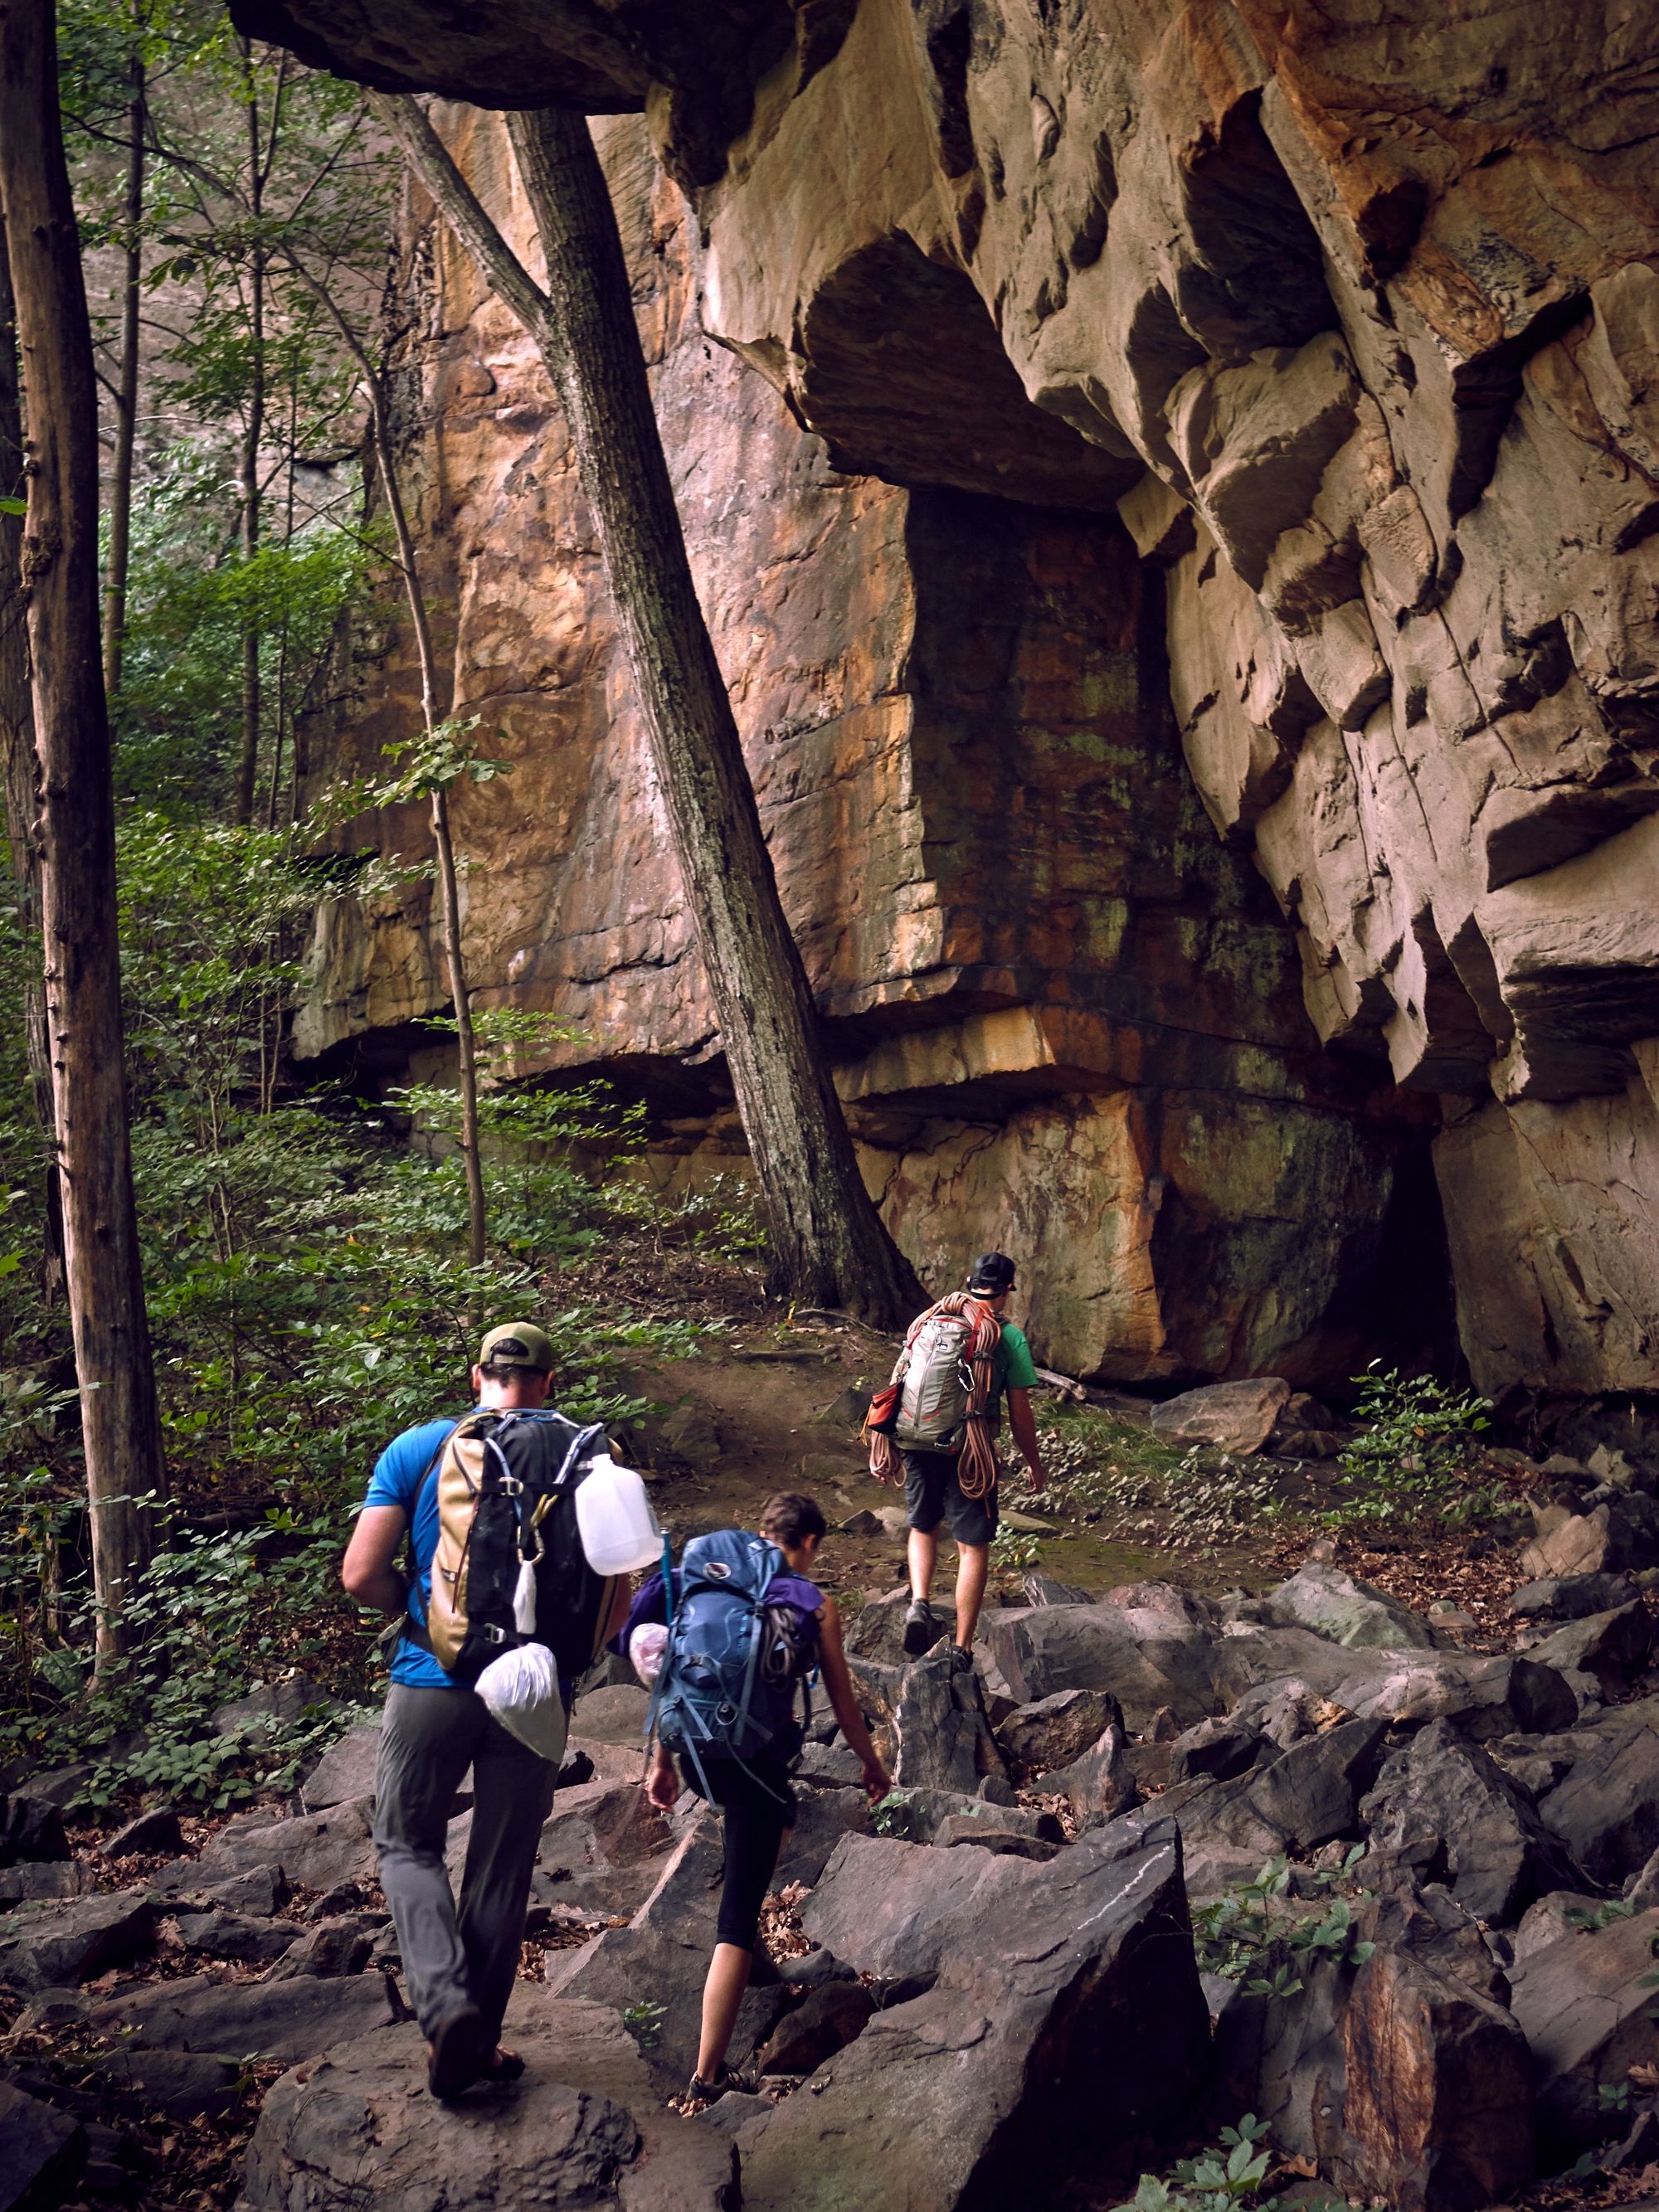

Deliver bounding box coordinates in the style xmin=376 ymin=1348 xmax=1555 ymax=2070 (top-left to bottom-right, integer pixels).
xmin=678 ymin=1753 xmax=795 ymax=1950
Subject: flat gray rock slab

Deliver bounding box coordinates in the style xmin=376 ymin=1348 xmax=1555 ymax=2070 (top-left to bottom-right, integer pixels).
xmin=299 ymin=1725 xmax=381 ymax=1813
xmin=85 ymin=1966 xmax=396 ymax=2062
xmin=0 ymin=1888 xmax=158 ymax=1991
xmin=240 ymin=1999 xmax=736 ymax=2212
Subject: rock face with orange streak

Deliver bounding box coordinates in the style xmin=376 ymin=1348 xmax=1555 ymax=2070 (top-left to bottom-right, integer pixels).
xmin=252 ymin=0 xmax=1659 ymax=1407
xmin=293 ymin=112 xmax=1438 ymax=1391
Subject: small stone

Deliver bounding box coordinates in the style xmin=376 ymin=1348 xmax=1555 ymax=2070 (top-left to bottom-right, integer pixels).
xmin=174 ymin=1909 xmax=299 ymax=1966
xmin=0 ymin=1793 xmax=71 ymax=1867
xmin=103 ymin=1806 xmax=185 ymax=1858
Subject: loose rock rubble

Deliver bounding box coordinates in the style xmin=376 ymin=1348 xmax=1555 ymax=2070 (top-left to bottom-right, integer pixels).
xmin=8 ymin=1564 xmax=1659 ymax=2210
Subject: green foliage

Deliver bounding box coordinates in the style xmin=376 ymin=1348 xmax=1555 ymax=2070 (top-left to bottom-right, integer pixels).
xmin=873 ymin=1791 xmax=915 ymax=1839
xmin=622 ymin=2000 xmax=668 ymax=2050
xmin=1116 ymin=2116 xmax=1354 ymax=2212
xmin=1192 ymin=1850 xmax=1375 ymax=1998
xmin=1570 ymin=1898 xmax=1639 ymax=1933
xmin=1325 ymin=1364 xmax=1499 ymax=1529
xmin=990 ymin=1524 xmax=1042 ymax=1572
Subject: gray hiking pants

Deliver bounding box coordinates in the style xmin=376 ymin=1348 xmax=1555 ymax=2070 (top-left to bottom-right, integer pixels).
xmin=374 ymin=1682 xmax=557 ymax=2044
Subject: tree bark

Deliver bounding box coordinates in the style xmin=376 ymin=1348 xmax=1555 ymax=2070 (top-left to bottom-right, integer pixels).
xmin=100 ymin=40 xmax=143 ymax=697
xmin=232 ymin=36 xmax=264 ymax=825
xmin=376 ymin=95 xmax=923 ymax=1327
xmin=0 ymin=0 xmax=163 ymax=1663
xmin=0 ymin=215 xmax=63 ymax=1304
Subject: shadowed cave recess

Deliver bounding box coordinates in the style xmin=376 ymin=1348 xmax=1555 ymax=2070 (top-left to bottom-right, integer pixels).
xmin=247 ymin=0 xmax=1659 ymax=1443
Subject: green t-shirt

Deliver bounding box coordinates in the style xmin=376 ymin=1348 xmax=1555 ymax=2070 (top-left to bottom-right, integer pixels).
xmin=990 ymin=1320 xmax=1039 ymax=1405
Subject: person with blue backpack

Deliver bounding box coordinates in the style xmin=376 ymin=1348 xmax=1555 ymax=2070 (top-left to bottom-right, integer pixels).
xmin=626 ymin=1491 xmax=888 ymax=2107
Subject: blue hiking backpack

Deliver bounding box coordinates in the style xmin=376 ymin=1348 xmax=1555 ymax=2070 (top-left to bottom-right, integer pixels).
xmin=649 ymin=1529 xmax=814 ymax=1799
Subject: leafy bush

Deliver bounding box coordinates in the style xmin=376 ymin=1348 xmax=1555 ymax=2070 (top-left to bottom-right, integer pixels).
xmin=1116 ymin=2115 xmax=1352 ymax=2212
xmin=1192 ymin=1850 xmax=1375 ymax=1999
xmin=1326 ymin=1364 xmax=1499 ymax=1527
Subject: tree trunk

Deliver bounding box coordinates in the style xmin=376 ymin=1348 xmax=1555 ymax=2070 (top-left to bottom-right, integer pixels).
xmin=232 ymin=38 xmax=264 ymax=825
xmin=100 ymin=41 xmax=143 ymax=697
xmin=0 ymin=0 xmax=163 ymax=1664
xmin=377 ymin=95 xmax=922 ymax=1327
xmin=0 ymin=216 xmax=63 ymax=1305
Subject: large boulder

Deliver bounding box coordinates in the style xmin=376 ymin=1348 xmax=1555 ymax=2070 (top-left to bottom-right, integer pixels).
xmin=299 ymin=1725 xmax=381 ymax=1813
xmin=1165 ymin=1718 xmax=1387 ymax=1898
xmin=888 ymin=1646 xmax=1008 ymax=1793
xmin=0 ymin=1889 xmax=158 ymax=1991
xmin=844 ymin=1591 xmax=956 ymax=1667
xmin=1150 ymin=1379 xmax=1290 ymax=1453
xmin=1267 ymin=1563 xmax=1435 ymax=1652
xmin=533 ymin=1777 xmax=677 ymax=1919
xmin=1525 ymin=1602 xmax=1654 ymax=1693
xmin=182 ymin=1797 xmax=377 ymax=1893
xmin=1339 ymin=1946 xmax=1535 ymax=2212
xmin=1535 ymin=1704 xmax=1659 ymax=1885
xmin=85 ymin=1966 xmax=397 ymax=2063
xmin=1208 ymin=1635 xmax=1576 ymax=1742
xmin=1509 ymin=1906 xmax=1659 ymax=2157
xmin=0 ymin=2079 xmax=85 ymax=2210
xmin=173 ymin=1908 xmax=300 ymax=1966
xmin=1508 ymin=1573 xmax=1640 ymax=1621
xmin=1034 ymin=1716 xmax=1139 ymax=1829
xmin=1520 ymin=1494 xmax=1659 ymax=1579
xmin=996 ymin=1688 xmax=1124 ymax=1773
xmin=241 ymin=1997 xmax=736 ymax=2211
xmin=1359 ymin=1721 xmax=1585 ymax=1925
xmin=742 ymin=1818 xmax=1209 ymax=2210
xmin=980 ymin=1599 xmax=1215 ymax=1727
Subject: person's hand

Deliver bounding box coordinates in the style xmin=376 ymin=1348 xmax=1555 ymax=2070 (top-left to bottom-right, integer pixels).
xmin=1025 ymin=1466 xmax=1047 ymax=1495
xmin=861 ymin=1757 xmax=891 ymax=1803
xmin=645 ymin=1749 xmax=679 ymax=1813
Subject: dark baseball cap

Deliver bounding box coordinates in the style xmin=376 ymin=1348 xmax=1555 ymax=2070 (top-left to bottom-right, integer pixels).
xmin=476 ymin=1321 xmax=555 ymax=1373
xmin=967 ymin=1252 xmax=1017 ymax=1294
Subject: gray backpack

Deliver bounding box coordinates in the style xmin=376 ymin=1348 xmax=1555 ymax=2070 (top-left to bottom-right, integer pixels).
xmin=893 ymin=1304 xmax=988 ymax=1451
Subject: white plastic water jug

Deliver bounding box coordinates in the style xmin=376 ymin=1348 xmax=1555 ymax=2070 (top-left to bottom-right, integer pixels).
xmin=575 ymin=1453 xmax=662 ymax=1576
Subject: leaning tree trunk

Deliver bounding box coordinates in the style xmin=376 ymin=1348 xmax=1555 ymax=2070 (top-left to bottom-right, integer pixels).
xmin=100 ymin=40 xmax=143 ymax=696
xmin=377 ymin=95 xmax=923 ymax=1327
xmin=0 ymin=219 xmax=62 ymax=1304
xmin=0 ymin=0 xmax=163 ymax=1665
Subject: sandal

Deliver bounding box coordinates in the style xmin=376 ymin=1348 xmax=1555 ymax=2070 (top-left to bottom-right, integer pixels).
xmin=427 ymin=2005 xmax=488 ymax=2099
xmin=480 ymin=2047 xmax=526 ymax=2083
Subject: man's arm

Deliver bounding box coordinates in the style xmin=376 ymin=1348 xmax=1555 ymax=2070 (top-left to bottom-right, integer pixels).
xmin=1005 ymin=1388 xmax=1046 ymax=1493
xmin=341 ymin=1505 xmax=411 ymax=1616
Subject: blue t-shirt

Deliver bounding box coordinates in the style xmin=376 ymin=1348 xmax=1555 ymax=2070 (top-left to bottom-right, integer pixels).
xmin=362 ymin=1411 xmax=468 ymax=1689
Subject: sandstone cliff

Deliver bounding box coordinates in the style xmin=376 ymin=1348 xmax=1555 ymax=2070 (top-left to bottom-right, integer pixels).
xmin=261 ymin=1 xmax=1659 ymax=1412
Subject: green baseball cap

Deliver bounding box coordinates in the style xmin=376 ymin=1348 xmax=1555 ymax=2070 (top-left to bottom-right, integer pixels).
xmin=476 ymin=1321 xmax=555 ymax=1373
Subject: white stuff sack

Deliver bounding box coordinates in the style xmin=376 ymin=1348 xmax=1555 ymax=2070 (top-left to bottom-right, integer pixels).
xmin=628 ymin=1621 xmax=669 ymax=1687
xmin=474 ymin=1642 xmax=568 ymax=1764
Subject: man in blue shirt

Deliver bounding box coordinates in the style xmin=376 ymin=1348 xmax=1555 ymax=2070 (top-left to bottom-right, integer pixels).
xmin=342 ymin=1321 xmax=626 ymax=2098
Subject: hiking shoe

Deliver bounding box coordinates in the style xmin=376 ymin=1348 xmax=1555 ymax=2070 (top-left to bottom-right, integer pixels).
xmin=683 ymin=2060 xmax=757 ymax=2109
xmin=902 ymin=1600 xmax=945 ymax=1658
xmin=947 ymin=1643 xmax=975 ymax=1675
xmin=427 ymin=2004 xmax=488 ymax=2099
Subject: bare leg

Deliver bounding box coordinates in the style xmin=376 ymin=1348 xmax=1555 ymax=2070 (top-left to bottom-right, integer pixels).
xmin=696 ymin=1941 xmax=754 ymax=2081
xmin=907 ymin=1525 xmax=937 ymax=1603
xmin=953 ymin=1542 xmax=990 ymax=1654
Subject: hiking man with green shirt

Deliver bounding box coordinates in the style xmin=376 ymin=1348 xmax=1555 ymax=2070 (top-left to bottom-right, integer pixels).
xmin=889 ymin=1252 xmax=1046 ymax=1667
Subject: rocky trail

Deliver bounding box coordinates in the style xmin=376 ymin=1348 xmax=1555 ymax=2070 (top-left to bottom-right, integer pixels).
xmin=8 ymin=1325 xmax=1659 ymax=2210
